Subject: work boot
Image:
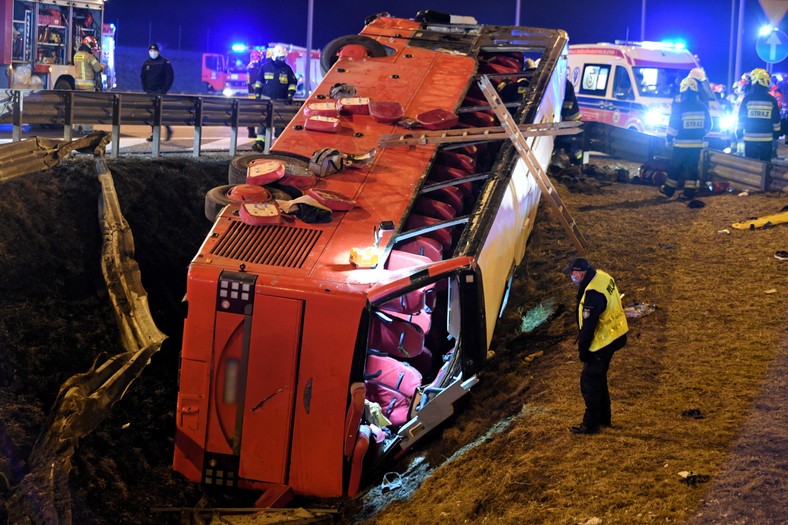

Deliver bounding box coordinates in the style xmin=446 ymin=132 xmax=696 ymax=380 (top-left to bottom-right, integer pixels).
xmin=165 ymin=127 xmax=173 ymax=141
xmin=252 ymin=141 xmax=265 ymax=153
xmin=569 ymin=423 xmax=599 ymax=435
xmin=145 ymin=136 xmax=153 ymax=142
xmin=659 ymin=185 xmax=675 ymax=198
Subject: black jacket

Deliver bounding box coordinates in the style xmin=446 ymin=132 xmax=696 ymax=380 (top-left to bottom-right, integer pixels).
xmin=141 ymin=55 xmax=174 ymax=94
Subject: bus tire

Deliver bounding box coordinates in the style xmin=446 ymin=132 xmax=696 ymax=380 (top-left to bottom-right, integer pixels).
xmin=205 ymin=185 xmax=236 ymax=222
xmin=320 ymin=35 xmax=387 ymax=74
xmin=228 ymin=153 xmax=310 ymax=184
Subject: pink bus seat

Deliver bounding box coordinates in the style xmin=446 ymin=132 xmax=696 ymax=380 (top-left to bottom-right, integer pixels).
xmin=437 ymin=150 xmax=476 ymax=172
xmin=343 ymin=382 xmax=367 ymax=457
xmin=459 ymin=110 xmax=496 ymax=128
xmin=428 ymin=186 xmax=465 ymax=214
xmin=395 ymin=237 xmax=444 ymax=262
xmin=347 ymin=424 xmax=371 ymax=497
xmin=414 ymin=197 xmax=456 ymax=221
xmin=369 ymin=310 xmax=425 ymax=359
xmin=428 ymin=165 xmax=473 ymax=199
xmin=365 ymin=355 xmax=422 ymax=426
xmin=405 ymin=214 xmax=453 ymax=254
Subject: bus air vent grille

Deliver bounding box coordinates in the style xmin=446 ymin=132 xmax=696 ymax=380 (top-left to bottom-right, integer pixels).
xmin=211 ymin=222 xmax=322 ymax=268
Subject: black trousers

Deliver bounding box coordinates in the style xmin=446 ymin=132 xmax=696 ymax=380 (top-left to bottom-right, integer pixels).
xmin=744 ymin=141 xmax=773 ymax=162
xmin=580 ymin=347 xmax=615 ymax=428
xmin=665 ymin=146 xmax=702 ymax=197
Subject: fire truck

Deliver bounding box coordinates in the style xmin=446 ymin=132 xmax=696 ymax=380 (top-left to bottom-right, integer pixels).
xmin=1 ymin=0 xmax=114 ymax=90
xmin=174 ymin=12 xmax=567 ymax=506
xmin=202 ymin=43 xmax=322 ymax=97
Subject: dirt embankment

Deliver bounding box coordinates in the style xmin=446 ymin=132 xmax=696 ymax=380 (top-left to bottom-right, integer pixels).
xmin=0 ymin=155 xmax=785 ymax=524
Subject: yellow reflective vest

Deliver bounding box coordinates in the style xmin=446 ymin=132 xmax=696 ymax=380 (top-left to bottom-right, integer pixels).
xmin=578 ymin=270 xmax=628 ymax=352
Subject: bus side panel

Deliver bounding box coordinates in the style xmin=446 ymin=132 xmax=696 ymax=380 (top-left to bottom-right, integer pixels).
xmin=239 ymin=295 xmax=304 ymax=484
xmin=174 ymin=265 xmax=223 ymax=481
xmin=288 ymin=294 xmax=365 ymax=497
xmin=476 ymin=58 xmax=563 ymax=349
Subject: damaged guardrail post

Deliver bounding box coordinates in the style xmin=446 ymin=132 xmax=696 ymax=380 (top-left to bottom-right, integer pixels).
xmin=12 ymin=90 xmax=22 ymax=142
xmin=230 ymin=98 xmax=239 ymax=156
xmin=194 ymin=97 xmax=203 ymax=158
xmin=111 ymin=94 xmax=121 ymax=159
xmin=63 ymin=90 xmax=74 ymax=142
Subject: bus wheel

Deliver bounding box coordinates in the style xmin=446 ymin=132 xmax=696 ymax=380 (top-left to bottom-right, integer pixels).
xmin=320 ymin=35 xmax=388 ymax=74
xmin=205 ymin=185 xmax=236 ymax=222
xmin=228 ymin=153 xmax=310 ymax=184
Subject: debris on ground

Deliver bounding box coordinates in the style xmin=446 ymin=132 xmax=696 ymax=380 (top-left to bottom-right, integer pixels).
xmin=624 ymin=302 xmax=657 ymax=319
xmin=678 ymin=471 xmax=711 ymax=487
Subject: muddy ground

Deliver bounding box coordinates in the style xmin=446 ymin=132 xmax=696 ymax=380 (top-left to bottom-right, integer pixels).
xmin=0 ymin=153 xmax=785 ymax=524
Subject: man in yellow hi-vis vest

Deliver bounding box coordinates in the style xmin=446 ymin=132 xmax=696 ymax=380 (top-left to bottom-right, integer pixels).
xmin=565 ymin=258 xmax=628 ymax=434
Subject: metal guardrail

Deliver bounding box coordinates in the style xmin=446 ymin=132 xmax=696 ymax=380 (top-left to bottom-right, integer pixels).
xmin=0 ymin=89 xmax=301 ymax=158
xmin=703 ymin=149 xmax=788 ymax=192
xmin=581 ymin=121 xmax=669 ymax=162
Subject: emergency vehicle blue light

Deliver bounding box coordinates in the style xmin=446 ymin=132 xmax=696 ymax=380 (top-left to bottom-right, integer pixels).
xmin=231 ymin=43 xmax=247 ymax=52
xmin=759 ymin=25 xmax=775 ymax=37
xmin=658 ymin=39 xmax=686 ymax=51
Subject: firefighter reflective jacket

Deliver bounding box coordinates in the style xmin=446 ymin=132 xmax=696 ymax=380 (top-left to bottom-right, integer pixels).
xmin=73 ymin=49 xmax=104 ymax=91
xmin=667 ymin=94 xmax=711 ymax=148
xmin=578 ymin=270 xmax=628 ymax=352
xmin=736 ymin=85 xmax=781 ymax=143
xmin=256 ymin=60 xmax=297 ymax=100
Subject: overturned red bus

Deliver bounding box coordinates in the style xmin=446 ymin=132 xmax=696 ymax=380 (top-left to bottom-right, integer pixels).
xmin=173 ymin=12 xmax=569 ymax=506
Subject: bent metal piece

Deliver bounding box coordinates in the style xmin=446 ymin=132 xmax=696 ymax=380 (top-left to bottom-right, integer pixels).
xmin=0 ymin=131 xmax=112 ymax=183
xmin=378 ymin=120 xmax=581 ymax=147
xmin=6 ymin=152 xmax=166 ymax=524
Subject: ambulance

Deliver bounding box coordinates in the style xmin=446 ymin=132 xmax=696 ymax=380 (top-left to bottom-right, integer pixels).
xmin=567 ymin=41 xmax=733 ymax=145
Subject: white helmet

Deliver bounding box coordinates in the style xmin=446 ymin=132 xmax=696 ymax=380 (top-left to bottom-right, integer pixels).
xmin=680 ymin=77 xmax=699 ymax=92
xmin=688 ymin=67 xmax=706 ymax=82
xmin=272 ymin=45 xmax=287 ymax=60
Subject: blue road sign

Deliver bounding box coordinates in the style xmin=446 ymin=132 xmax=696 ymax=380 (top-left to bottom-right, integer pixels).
xmin=756 ymin=29 xmax=788 ymax=64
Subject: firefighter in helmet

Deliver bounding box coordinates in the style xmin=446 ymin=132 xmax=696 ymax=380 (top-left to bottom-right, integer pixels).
xmin=246 ymin=49 xmax=264 ymax=138
xmin=73 ymin=36 xmax=104 ymax=91
xmin=253 ymin=45 xmax=297 ymax=152
xmin=660 ymin=76 xmax=710 ymax=200
xmin=736 ymin=68 xmax=781 ymax=161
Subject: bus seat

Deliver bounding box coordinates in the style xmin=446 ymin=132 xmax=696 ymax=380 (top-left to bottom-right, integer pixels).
xmin=405 ymin=214 xmax=453 ymax=254
xmin=382 ymin=250 xmax=437 ymax=314
xmin=396 ymin=237 xmax=444 ymax=262
xmin=459 ymin=110 xmax=496 ymax=128
xmin=479 ymin=61 xmax=520 ymax=75
xmin=414 ymin=197 xmax=456 ymax=221
xmin=429 ymin=165 xmax=474 ymax=198
xmin=369 ymin=310 xmax=425 ymax=359
xmin=343 ymin=382 xmax=367 ymax=457
xmin=428 ymin=186 xmax=465 ymax=214
xmin=437 ymin=150 xmax=476 ymax=172
xmin=347 ymin=424 xmax=371 ymax=497
xmin=365 ymin=355 xmax=422 ymax=426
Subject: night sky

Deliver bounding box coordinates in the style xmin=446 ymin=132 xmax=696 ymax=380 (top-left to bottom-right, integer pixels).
xmin=105 ymin=0 xmax=785 ymax=88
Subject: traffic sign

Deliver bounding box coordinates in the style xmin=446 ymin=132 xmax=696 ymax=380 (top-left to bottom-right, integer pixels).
xmin=759 ymin=0 xmax=788 ymax=26
xmin=756 ymin=28 xmax=788 ymax=63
